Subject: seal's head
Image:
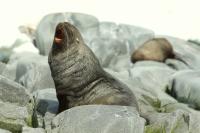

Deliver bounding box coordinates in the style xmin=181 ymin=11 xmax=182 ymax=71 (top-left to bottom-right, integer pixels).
xmin=53 ymin=22 xmax=83 ymax=51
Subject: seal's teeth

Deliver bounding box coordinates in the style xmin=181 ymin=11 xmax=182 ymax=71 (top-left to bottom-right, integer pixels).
xmin=54 ymin=37 xmax=63 ymax=44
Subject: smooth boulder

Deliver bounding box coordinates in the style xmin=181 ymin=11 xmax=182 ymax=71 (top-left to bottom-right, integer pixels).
xmin=52 ymin=105 xmax=145 ymax=133
xmin=167 ymin=70 xmax=200 ymax=110
xmin=35 ymin=12 xmax=99 ymax=55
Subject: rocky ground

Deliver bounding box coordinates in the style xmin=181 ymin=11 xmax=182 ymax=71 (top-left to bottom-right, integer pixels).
xmin=0 ymin=12 xmax=200 ymax=133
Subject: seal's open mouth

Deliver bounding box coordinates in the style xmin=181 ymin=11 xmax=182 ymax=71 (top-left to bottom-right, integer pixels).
xmin=54 ymin=28 xmax=64 ymax=44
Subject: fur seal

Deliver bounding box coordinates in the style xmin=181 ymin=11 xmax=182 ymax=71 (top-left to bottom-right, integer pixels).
xmin=48 ymin=22 xmax=139 ymax=113
xmin=131 ymin=38 xmax=175 ymax=63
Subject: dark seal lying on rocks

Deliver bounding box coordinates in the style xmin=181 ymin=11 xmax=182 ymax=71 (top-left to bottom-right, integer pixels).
xmin=131 ymin=38 xmax=175 ymax=63
xmin=48 ymin=22 xmax=139 ymax=113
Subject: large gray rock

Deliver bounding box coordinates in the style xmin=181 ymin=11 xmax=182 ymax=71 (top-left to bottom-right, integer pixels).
xmin=0 ymin=75 xmax=34 ymax=132
xmin=98 ymin=22 xmax=154 ymax=50
xmin=167 ymin=70 xmax=200 ymax=110
xmin=2 ymin=52 xmax=55 ymax=93
xmin=89 ymin=38 xmax=131 ymax=71
xmin=161 ymin=36 xmax=200 ymax=69
xmin=0 ymin=129 xmax=11 ymax=133
xmin=88 ymin=22 xmax=154 ymax=70
xmin=0 ymin=102 xmax=31 ymax=133
xmin=52 ymin=105 xmax=145 ymax=133
xmin=16 ymin=55 xmax=55 ymax=93
xmin=145 ymin=110 xmax=200 ymax=133
xmin=33 ymin=88 xmax=58 ymax=129
xmin=2 ymin=52 xmax=35 ymax=81
xmin=130 ymin=62 xmax=177 ymax=111
xmin=105 ymin=66 xmax=177 ymax=114
xmin=34 ymin=88 xmax=58 ymax=115
xmin=35 ymin=12 xmax=99 ymax=55
xmin=131 ymin=61 xmax=175 ymax=92
xmin=0 ymin=75 xmax=31 ymax=106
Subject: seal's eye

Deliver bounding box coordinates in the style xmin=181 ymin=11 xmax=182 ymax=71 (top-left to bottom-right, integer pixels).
xmin=54 ymin=28 xmax=64 ymax=44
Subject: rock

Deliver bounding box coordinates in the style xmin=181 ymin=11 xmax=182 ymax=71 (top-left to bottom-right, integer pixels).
xmin=161 ymin=36 xmax=200 ymax=69
xmin=22 ymin=127 xmax=45 ymax=133
xmin=167 ymin=70 xmax=200 ymax=110
xmin=130 ymin=64 xmax=177 ymax=112
xmin=159 ymin=102 xmax=196 ymax=113
xmin=0 ymin=47 xmax=13 ymax=63
xmin=94 ymin=22 xmax=154 ymax=69
xmin=88 ymin=22 xmax=154 ymax=71
xmin=2 ymin=52 xmax=40 ymax=80
xmin=44 ymin=112 xmax=56 ymax=132
xmin=105 ymin=63 xmax=177 ymax=114
xmin=2 ymin=52 xmax=55 ymax=92
xmin=11 ymin=34 xmax=38 ymax=54
xmin=165 ymin=59 xmax=190 ymax=70
xmin=134 ymin=60 xmax=171 ymax=68
xmin=98 ymin=22 xmax=154 ymax=50
xmin=1 ymin=60 xmax=17 ymax=81
xmin=33 ymin=88 xmax=58 ymax=129
xmin=18 ymin=24 xmax=36 ymax=42
xmin=12 ymin=41 xmax=38 ymax=54
xmin=117 ymin=24 xmax=154 ymax=50
xmin=52 ymin=105 xmax=145 ymax=133
xmin=0 ymin=75 xmax=31 ymax=106
xmin=0 ymin=33 xmax=38 ymax=63
xmin=145 ymin=110 xmax=200 ymax=133
xmin=35 ymin=12 xmax=99 ymax=55
xmin=131 ymin=61 xmax=175 ymax=92
xmin=89 ymin=38 xmax=131 ymax=71
xmin=34 ymin=88 xmax=58 ymax=115
xmin=17 ymin=55 xmax=55 ymax=92
xmin=0 ymin=102 xmax=30 ymax=133
xmin=188 ymin=39 xmax=200 ymax=46
xmin=0 ymin=62 xmax=6 ymax=74
xmin=35 ymin=12 xmax=154 ymax=56
xmin=0 ymin=75 xmax=34 ymax=132
xmin=0 ymin=129 xmax=11 ymax=133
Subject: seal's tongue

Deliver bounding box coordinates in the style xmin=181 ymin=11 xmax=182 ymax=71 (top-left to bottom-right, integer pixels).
xmin=54 ymin=28 xmax=64 ymax=44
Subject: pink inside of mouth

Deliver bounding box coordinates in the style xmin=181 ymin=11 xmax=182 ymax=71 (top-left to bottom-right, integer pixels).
xmin=54 ymin=28 xmax=64 ymax=44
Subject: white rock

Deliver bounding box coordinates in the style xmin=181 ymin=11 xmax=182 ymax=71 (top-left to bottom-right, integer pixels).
xmin=52 ymin=105 xmax=145 ymax=133
xmin=22 ymin=127 xmax=45 ymax=133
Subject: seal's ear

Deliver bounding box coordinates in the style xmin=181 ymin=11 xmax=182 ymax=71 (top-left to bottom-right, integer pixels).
xmin=54 ymin=28 xmax=64 ymax=45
